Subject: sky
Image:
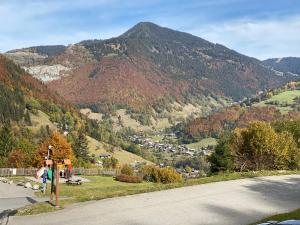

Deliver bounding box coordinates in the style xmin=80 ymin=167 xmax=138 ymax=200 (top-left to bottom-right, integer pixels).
xmin=0 ymin=0 xmax=300 ymax=60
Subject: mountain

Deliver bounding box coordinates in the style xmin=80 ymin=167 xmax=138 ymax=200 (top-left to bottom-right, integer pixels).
xmin=5 ymin=22 xmax=293 ymax=115
xmin=263 ymin=57 xmax=300 ymax=75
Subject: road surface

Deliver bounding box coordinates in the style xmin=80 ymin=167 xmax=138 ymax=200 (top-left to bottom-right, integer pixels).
xmin=8 ymin=174 xmax=300 ymax=225
xmin=0 ymin=182 xmax=38 ymax=213
xmin=0 ymin=181 xmax=44 ymax=225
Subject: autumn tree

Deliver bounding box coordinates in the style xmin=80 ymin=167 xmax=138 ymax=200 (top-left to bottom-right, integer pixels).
xmin=8 ymin=149 xmax=27 ymax=168
xmin=229 ymin=121 xmax=300 ymax=171
xmin=7 ymin=139 xmax=37 ymax=168
xmin=276 ymin=131 xmax=299 ymax=169
xmin=230 ymin=122 xmax=278 ymax=171
xmin=35 ymin=131 xmax=75 ymax=167
xmin=273 ymin=119 xmax=300 ymax=147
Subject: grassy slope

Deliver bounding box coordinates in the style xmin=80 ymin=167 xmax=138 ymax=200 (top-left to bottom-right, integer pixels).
xmin=28 ymin=110 xmax=151 ymax=165
xmin=16 ymin=170 xmax=300 ymax=216
xmin=103 ymin=99 xmax=227 ymax=132
xmin=87 ymin=136 xmax=153 ymax=165
xmin=27 ymin=110 xmax=57 ymax=132
xmin=266 ymin=90 xmax=300 ymax=104
xmin=186 ymin=138 xmax=218 ymax=149
xmin=254 ymin=90 xmax=300 ymax=114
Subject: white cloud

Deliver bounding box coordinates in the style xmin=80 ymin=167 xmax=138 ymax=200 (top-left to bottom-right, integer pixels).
xmin=189 ymin=15 xmax=300 ymax=59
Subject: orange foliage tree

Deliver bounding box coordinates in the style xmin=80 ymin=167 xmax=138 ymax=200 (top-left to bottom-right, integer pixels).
xmin=34 ymin=131 xmax=75 ymax=167
xmin=8 ymin=149 xmax=27 ymax=168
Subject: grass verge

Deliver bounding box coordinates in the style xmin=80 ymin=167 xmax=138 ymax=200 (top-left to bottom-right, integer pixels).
xmin=250 ymin=208 xmax=300 ymax=225
xmin=15 ymin=170 xmax=299 ymax=216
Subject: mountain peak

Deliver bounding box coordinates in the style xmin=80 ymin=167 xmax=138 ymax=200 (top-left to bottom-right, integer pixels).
xmin=133 ymin=21 xmax=160 ymax=28
xmin=121 ymin=22 xmax=169 ymax=38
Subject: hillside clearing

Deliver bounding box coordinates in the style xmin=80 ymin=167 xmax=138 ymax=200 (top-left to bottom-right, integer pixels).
xmin=87 ymin=136 xmax=153 ymax=165
xmin=186 ymin=138 xmax=218 ymax=149
xmin=254 ymin=90 xmax=300 ymax=114
xmin=268 ymin=90 xmax=300 ymax=104
xmin=27 ymin=110 xmax=57 ymax=132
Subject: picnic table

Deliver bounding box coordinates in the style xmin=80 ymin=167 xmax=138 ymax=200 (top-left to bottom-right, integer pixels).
xmin=66 ymin=179 xmax=82 ymax=185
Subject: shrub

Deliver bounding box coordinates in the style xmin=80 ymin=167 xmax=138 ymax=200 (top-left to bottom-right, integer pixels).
xmin=121 ymin=164 xmax=134 ymax=176
xmin=229 ymin=121 xmax=300 ymax=171
xmin=141 ymin=165 xmax=160 ymax=182
xmin=102 ymin=157 xmax=119 ymax=169
xmin=140 ymin=165 xmax=182 ymax=184
xmin=115 ymin=174 xmax=142 ymax=183
xmin=158 ymin=167 xmax=183 ymax=184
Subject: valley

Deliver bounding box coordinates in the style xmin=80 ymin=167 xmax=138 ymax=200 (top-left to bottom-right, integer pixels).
xmin=1 ymin=22 xmax=300 ymax=173
xmin=1 ymin=1 xmax=300 ymax=224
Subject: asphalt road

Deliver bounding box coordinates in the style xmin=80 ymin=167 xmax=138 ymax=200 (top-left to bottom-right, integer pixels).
xmin=0 ymin=182 xmax=37 ymax=213
xmin=8 ymin=174 xmax=300 ymax=225
xmin=0 ymin=181 xmax=40 ymax=225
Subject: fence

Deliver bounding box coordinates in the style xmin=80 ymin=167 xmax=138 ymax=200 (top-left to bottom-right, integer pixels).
xmin=0 ymin=168 xmax=119 ymax=177
xmin=72 ymin=168 xmax=119 ymax=176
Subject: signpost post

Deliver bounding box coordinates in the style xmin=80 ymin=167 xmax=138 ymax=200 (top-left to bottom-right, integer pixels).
xmin=50 ymin=161 xmax=61 ymax=208
xmin=50 ymin=162 xmax=55 ymax=202
xmin=47 ymin=145 xmax=71 ymax=208
xmin=55 ymin=162 xmax=60 ymax=208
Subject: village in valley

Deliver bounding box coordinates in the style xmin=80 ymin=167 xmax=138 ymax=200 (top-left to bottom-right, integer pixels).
xmin=129 ymin=133 xmax=214 ymax=157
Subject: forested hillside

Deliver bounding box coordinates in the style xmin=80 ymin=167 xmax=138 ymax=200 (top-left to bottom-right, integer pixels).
xmin=6 ymin=22 xmax=293 ymax=116
xmin=0 ymin=55 xmax=151 ymax=168
xmin=263 ymin=57 xmax=300 ymax=75
xmin=175 ymin=82 xmax=300 ymax=143
xmin=0 ymin=55 xmax=74 ymax=122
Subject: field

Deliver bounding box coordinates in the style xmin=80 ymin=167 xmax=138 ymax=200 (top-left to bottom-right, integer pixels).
xmin=254 ymin=90 xmax=300 ymax=114
xmin=186 ymin=138 xmax=218 ymax=149
xmin=87 ymin=136 xmax=153 ymax=165
xmin=16 ymin=170 xmax=300 ymax=216
xmin=267 ymin=90 xmax=300 ymax=104
xmin=27 ymin=110 xmax=57 ymax=132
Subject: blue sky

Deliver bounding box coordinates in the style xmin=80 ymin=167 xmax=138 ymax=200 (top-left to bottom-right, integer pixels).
xmin=0 ymin=0 xmax=299 ymax=59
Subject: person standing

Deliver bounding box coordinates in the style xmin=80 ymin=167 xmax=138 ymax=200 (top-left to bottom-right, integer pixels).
xmin=42 ymin=168 xmax=48 ymax=193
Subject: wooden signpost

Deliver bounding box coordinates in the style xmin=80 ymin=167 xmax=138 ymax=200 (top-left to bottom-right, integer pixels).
xmin=46 ymin=145 xmax=72 ymax=208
